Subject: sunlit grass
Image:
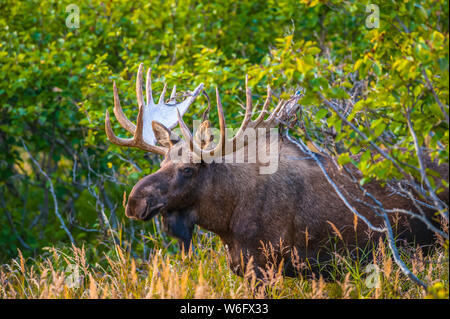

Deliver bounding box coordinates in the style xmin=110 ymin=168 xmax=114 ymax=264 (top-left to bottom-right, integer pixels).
xmin=0 ymin=230 xmax=448 ymax=299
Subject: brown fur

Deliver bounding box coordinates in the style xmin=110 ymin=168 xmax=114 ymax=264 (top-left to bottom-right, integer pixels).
xmin=125 ymin=129 xmax=448 ymax=278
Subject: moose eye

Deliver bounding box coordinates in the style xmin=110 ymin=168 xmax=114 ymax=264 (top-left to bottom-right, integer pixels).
xmin=182 ymin=167 xmax=193 ymax=177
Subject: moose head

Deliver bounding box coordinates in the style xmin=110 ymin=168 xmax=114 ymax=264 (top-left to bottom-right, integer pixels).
xmin=105 ymin=63 xmax=289 ymax=252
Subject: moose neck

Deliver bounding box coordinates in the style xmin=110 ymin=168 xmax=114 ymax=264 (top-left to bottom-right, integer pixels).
xmin=193 ymin=161 xmax=260 ymax=238
xmin=192 ymin=134 xmax=287 ymax=239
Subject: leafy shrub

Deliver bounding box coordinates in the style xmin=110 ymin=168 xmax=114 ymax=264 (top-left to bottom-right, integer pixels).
xmin=0 ymin=0 xmax=448 ymax=292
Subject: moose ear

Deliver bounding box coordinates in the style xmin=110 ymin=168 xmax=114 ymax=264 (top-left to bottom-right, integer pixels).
xmin=152 ymin=121 xmax=180 ymax=148
xmin=194 ymin=120 xmax=215 ymax=150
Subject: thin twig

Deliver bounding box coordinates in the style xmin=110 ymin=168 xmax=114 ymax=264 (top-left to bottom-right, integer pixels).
xmin=421 ymin=68 xmax=449 ymax=125
xmin=405 ymin=108 xmax=448 ymax=220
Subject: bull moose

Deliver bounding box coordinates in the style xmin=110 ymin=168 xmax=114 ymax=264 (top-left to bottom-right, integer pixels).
xmin=104 ymin=64 xmax=448 ymax=277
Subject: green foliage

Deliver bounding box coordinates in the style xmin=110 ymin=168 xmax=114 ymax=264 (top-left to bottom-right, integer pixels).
xmin=0 ymin=0 xmax=448 ymax=281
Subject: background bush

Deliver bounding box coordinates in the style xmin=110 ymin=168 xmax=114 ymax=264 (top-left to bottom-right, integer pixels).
xmin=0 ymin=0 xmax=448 ymax=267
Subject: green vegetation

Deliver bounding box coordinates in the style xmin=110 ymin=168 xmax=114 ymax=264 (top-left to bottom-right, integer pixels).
xmin=0 ymin=0 xmax=448 ymax=298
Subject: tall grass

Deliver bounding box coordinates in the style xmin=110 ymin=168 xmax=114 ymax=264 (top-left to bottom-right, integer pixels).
xmin=0 ymin=231 xmax=448 ymax=299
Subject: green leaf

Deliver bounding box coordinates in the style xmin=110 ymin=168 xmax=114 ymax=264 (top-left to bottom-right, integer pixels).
xmin=315 ymin=109 xmax=328 ymax=120
xmin=338 ymin=153 xmax=351 ymax=165
xmin=329 ymin=87 xmax=350 ymax=99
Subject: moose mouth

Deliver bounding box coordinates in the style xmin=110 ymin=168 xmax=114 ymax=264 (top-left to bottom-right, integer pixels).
xmin=141 ymin=202 xmax=166 ymax=221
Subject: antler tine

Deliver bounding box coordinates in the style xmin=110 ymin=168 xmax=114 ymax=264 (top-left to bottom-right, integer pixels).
xmin=252 ymin=84 xmax=272 ymax=126
xmin=170 ymin=85 xmax=177 ymax=100
xmin=265 ymin=99 xmax=285 ymax=124
xmin=145 ymin=66 xmax=153 ymax=106
xmin=105 ymin=109 xmax=167 ymax=155
xmin=191 ymin=83 xmax=204 ymax=98
xmin=105 ymin=110 xmax=133 ymax=147
xmin=177 ymin=109 xmax=194 ymax=150
xmin=241 ymin=75 xmax=254 ymax=127
xmin=215 ymin=86 xmax=227 ymax=154
xmin=113 ymin=81 xmax=136 ymax=134
xmin=158 ymin=83 xmax=168 ymax=104
xmin=134 ymin=93 xmax=146 ymax=145
xmin=194 ymin=120 xmax=213 ymax=150
xmin=234 ymin=75 xmax=262 ymax=141
xmin=245 ymin=74 xmax=253 ymax=119
xmin=136 ymin=63 xmax=145 ymax=109
xmin=227 ymin=75 xmax=254 ymax=145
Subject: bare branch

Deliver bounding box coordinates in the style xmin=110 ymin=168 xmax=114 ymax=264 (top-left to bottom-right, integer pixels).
xmin=405 ymin=108 xmax=448 ymax=220
xmin=21 ymin=139 xmax=75 ymax=244
xmin=285 ymin=130 xmax=386 ymax=233
xmin=382 ymin=214 xmax=428 ymax=289
xmin=286 ymin=130 xmax=435 ymax=289
xmin=317 ymin=92 xmax=411 ymax=179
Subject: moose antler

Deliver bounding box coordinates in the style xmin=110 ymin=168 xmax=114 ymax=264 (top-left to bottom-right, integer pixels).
xmin=105 ymin=63 xmax=204 ymax=155
xmin=177 ymin=75 xmax=289 ymax=160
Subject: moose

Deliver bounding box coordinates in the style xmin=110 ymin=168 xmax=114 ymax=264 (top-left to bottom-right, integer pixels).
xmin=105 ymin=64 xmax=448 ymax=278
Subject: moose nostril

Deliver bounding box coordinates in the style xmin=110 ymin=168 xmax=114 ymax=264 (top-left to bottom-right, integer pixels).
xmin=146 ymin=196 xmax=157 ymax=207
xmin=139 ymin=209 xmax=147 ymax=220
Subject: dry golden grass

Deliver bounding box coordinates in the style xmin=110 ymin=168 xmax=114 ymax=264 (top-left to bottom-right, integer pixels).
xmin=0 ymin=232 xmax=448 ymax=299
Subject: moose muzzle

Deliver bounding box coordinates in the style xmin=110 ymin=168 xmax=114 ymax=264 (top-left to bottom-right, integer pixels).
xmin=125 ymin=194 xmax=167 ymax=221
